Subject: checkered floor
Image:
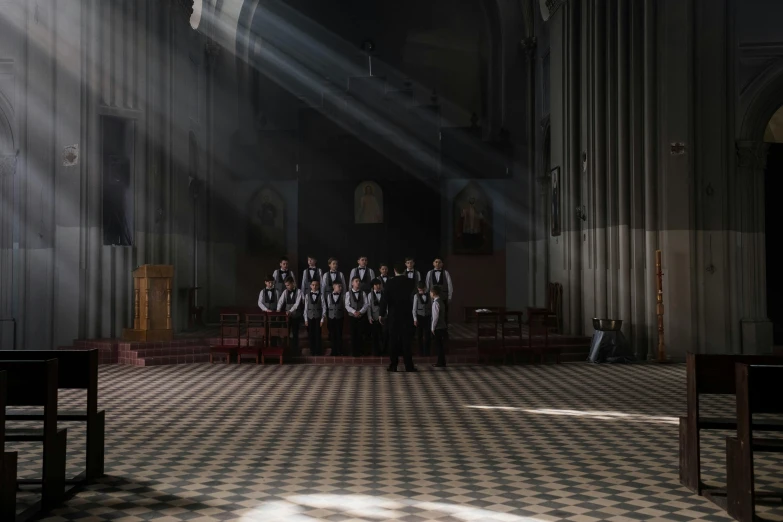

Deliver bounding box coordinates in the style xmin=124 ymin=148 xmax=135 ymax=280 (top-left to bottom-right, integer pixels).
xmin=9 ymin=363 xmax=783 ymax=521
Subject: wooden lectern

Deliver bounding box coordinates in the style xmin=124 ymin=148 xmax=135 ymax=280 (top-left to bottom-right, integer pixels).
xmin=122 ymin=265 xmax=174 ymax=342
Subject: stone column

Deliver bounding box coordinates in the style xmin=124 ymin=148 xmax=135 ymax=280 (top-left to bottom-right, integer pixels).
xmin=736 ymin=140 xmax=772 ymax=354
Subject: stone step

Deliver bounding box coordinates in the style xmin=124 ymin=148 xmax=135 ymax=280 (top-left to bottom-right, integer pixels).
xmin=134 ymin=354 xmax=211 ymax=367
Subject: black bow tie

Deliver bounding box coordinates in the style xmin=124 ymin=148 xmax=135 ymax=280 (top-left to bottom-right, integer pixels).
xmin=333 ymin=294 xmax=340 ymax=297
xmin=311 ymin=292 xmax=318 ymax=296
xmin=435 ymin=270 xmax=442 ymax=273
xmin=331 ymin=271 xmax=337 ymax=274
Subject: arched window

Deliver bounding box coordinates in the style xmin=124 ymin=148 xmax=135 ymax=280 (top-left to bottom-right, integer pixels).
xmin=190 ymin=0 xmax=203 ymax=30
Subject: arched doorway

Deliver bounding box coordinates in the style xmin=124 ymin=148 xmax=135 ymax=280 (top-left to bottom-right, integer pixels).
xmin=764 ymin=106 xmax=783 ymax=346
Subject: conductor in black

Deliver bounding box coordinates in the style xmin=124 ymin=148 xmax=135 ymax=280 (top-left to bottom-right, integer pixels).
xmin=381 ymin=263 xmax=417 ymax=372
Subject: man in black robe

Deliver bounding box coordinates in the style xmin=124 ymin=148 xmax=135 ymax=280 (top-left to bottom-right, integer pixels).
xmin=380 ymin=263 xmax=417 ymax=372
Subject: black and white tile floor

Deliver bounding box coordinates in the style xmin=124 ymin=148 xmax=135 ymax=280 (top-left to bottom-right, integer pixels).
xmin=10 ymin=363 xmax=783 ymax=521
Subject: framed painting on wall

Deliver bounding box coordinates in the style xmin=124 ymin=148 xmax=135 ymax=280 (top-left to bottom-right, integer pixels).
xmin=551 ymin=166 xmax=561 ymax=237
xmin=249 ymin=186 xmax=286 ymax=254
xmin=453 ymin=182 xmax=493 ymax=255
xmin=354 ymin=181 xmax=384 ymax=224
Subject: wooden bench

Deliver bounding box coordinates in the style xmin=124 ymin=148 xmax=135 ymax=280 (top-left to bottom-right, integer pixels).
xmin=679 ymin=353 xmax=783 ymax=495
xmin=726 ymin=363 xmax=783 ymax=522
xmin=0 ymin=370 xmax=18 ymax=520
xmin=464 ymin=306 xmax=503 ymax=323
xmin=210 ymin=314 xmax=241 ymax=363
xmin=475 ymin=311 xmax=505 ymax=363
xmin=0 ymin=360 xmax=67 ymax=510
xmin=238 ymin=314 xmax=266 ymax=364
xmin=264 ymin=312 xmax=287 ymax=364
xmin=0 ymin=349 xmax=104 ymax=482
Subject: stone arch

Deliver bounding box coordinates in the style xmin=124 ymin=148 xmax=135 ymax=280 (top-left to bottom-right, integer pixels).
xmin=734 ymin=60 xmax=783 ymax=353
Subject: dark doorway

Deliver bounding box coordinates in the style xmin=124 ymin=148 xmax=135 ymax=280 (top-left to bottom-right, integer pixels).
xmin=102 ymin=116 xmax=135 ymax=246
xmin=298 ymin=177 xmax=441 ymax=275
xmin=765 ymin=143 xmax=783 ymax=345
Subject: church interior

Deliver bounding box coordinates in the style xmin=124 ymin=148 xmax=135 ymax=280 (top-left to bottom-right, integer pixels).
xmin=1 ymin=0 xmax=783 ymax=520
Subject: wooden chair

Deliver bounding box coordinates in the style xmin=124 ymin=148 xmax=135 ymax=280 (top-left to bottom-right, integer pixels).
xmin=1 ymin=349 xmax=104 ymax=482
xmin=476 ymin=311 xmax=504 ymax=363
xmin=678 ymin=353 xmax=783 ymax=495
xmin=238 ymin=314 xmax=266 ymax=364
xmin=545 ymin=282 xmax=563 ymax=332
xmin=210 ymin=314 xmax=241 ymax=363
xmin=501 ymin=310 xmax=524 ymax=362
xmin=526 ymin=308 xmax=552 ymax=363
xmin=0 ymin=370 xmax=18 ymax=521
xmin=0 ymin=359 xmax=67 ymax=510
xmin=264 ymin=312 xmax=287 ymax=365
xmin=464 ymin=306 xmax=504 ymax=323
xmin=726 ymin=363 xmax=783 ymax=522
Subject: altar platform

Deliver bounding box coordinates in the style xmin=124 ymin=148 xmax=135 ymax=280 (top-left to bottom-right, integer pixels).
xmin=58 ymin=322 xmax=592 ymax=367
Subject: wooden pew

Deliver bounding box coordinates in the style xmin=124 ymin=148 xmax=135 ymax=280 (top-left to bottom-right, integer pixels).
xmin=210 ymin=314 xmax=241 ymax=363
xmin=679 ymin=353 xmax=783 ymax=495
xmin=0 ymin=370 xmax=18 ymax=521
xmin=0 ymin=349 xmax=104 ymax=482
xmin=238 ymin=314 xmax=266 ymax=364
xmin=726 ymin=363 xmax=783 ymax=522
xmin=0 ymin=360 xmax=67 ymax=510
xmin=264 ymin=312 xmax=287 ymax=364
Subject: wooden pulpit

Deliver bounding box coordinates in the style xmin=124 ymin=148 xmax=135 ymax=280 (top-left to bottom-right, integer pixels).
xmin=122 ymin=265 xmax=174 ymax=342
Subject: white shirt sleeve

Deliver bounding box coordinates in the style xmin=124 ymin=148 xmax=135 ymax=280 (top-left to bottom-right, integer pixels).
xmin=445 ymin=271 xmax=453 ymax=301
xmin=345 ymin=292 xmax=356 ymax=314
xmin=277 ymin=291 xmax=287 ymax=312
xmin=412 ymin=295 xmax=418 ymax=322
xmin=369 ymin=268 xmax=376 ymax=280
xmin=258 ymin=290 xmax=268 ymax=311
xmin=290 ymin=289 xmax=302 ymax=312
xmin=349 ymin=268 xmax=357 ymax=282
xmin=321 ymin=295 xmax=327 ymax=320
xmin=303 ymin=294 xmax=310 ymax=319
xmin=431 ymin=300 xmax=440 ymax=333
xmin=425 ymin=271 xmax=432 ymax=291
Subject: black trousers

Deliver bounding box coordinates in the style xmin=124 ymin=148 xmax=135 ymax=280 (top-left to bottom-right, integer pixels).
xmin=434 ymin=328 xmax=447 ymax=366
xmin=389 ymin=317 xmax=414 ymax=370
xmin=349 ymin=316 xmax=366 ymax=356
xmin=415 ymin=317 xmax=432 ymax=356
xmin=328 ymin=316 xmax=344 ymax=356
xmin=382 ymin=320 xmax=390 ymax=354
xmin=369 ymin=320 xmax=383 ymax=356
xmin=307 ymin=319 xmax=323 ymax=355
xmin=288 ymin=316 xmax=302 ymax=354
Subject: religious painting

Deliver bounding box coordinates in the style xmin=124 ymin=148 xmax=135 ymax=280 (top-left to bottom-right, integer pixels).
xmin=551 ymin=166 xmax=561 ymax=237
xmin=354 ymin=181 xmax=384 ymax=224
xmin=249 ymin=186 xmax=286 ymax=253
xmin=453 ymin=182 xmax=493 ymax=255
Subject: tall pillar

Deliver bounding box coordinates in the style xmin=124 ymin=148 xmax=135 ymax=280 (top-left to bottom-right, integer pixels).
xmin=566 ymin=0 xmax=582 ymax=335
xmin=643 ymin=0 xmax=658 ymax=359
xmin=736 ymin=141 xmax=772 ymax=354
xmin=593 ymin=0 xmax=608 ymax=320
xmin=616 ymin=0 xmax=632 ymax=341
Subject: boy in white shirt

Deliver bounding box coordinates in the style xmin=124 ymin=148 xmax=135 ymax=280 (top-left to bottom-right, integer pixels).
xmin=272 ymin=256 xmax=292 ymax=295
xmin=301 ymin=256 xmax=323 ymax=290
xmin=425 ymin=257 xmax=453 ymax=324
xmin=303 ymin=279 xmax=325 ymax=356
xmin=257 ymin=275 xmax=279 ymax=312
xmin=404 ymin=257 xmax=421 ymax=284
xmin=321 ymin=257 xmax=345 ymax=298
xmin=277 ymin=277 xmax=303 ymax=354
xmin=431 ymin=285 xmax=448 ymax=368
xmin=345 ymin=277 xmax=370 ymax=356
xmin=349 ymin=256 xmax=376 ymax=294
xmin=412 ymin=281 xmax=432 ymax=356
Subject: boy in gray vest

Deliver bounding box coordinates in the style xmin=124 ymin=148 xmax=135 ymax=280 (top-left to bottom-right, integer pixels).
xmin=258 ymin=275 xmax=279 ymax=312
xmin=303 ymin=279 xmax=325 ymax=356
xmin=301 ymin=256 xmax=323 ymax=290
xmin=425 ymin=257 xmax=453 ymax=325
xmin=404 ymin=257 xmax=421 ymax=285
xmin=277 ymin=277 xmax=303 ymax=354
xmin=367 ymin=278 xmax=386 ymax=356
xmin=431 ymin=285 xmax=448 ymax=367
xmin=349 ymin=256 xmax=376 ymax=294
xmin=412 ymin=281 xmax=432 ymax=356
xmin=325 ymin=280 xmax=345 ymax=356
xmin=345 ymin=277 xmax=370 ymax=356
xmin=272 ymin=256 xmax=292 ymax=296
xmin=321 ymin=257 xmax=345 ymax=299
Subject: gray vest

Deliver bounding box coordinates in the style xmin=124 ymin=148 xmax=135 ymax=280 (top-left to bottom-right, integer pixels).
xmin=261 ymin=288 xmax=278 ymax=309
xmin=275 ymin=270 xmax=291 ymax=294
xmin=369 ymin=291 xmax=384 ymax=321
xmin=325 ymin=271 xmax=344 ymax=291
xmin=433 ymin=299 xmax=447 ymax=330
xmin=303 ymin=267 xmax=321 ymax=289
xmin=430 ymin=270 xmax=449 ymax=295
xmin=306 ymin=292 xmax=323 ymax=320
xmin=348 ymin=290 xmax=366 ymax=316
xmin=355 ymin=268 xmax=372 ymax=293
xmin=326 ymin=293 xmax=344 ymax=319
xmin=283 ymin=289 xmax=302 ymax=317
xmin=415 ymin=294 xmax=432 ymax=317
